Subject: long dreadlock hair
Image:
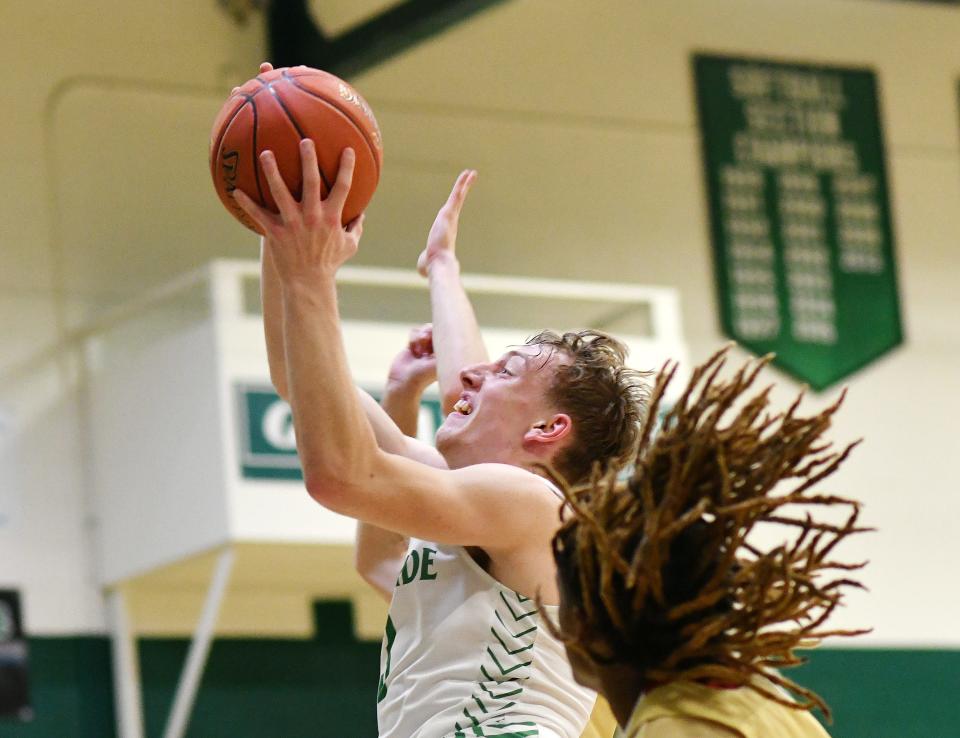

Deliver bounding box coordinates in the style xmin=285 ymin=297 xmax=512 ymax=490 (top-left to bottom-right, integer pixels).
xmin=547 ymin=346 xmax=871 ymax=720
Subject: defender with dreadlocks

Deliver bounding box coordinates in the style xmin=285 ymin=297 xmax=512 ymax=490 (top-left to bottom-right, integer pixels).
xmin=548 ymin=348 xmax=870 ymax=738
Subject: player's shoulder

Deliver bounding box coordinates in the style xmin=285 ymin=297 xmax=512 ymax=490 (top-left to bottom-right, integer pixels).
xmin=453 ymin=463 xmax=564 ymax=536
xmin=637 ymin=716 xmax=743 ymax=738
xmin=457 ymin=463 xmax=560 ymax=496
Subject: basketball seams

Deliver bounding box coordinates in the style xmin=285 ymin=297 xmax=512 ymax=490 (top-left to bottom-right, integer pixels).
xmin=282 ymin=70 xmax=381 ymax=176
xmin=222 ymin=71 xmax=378 ymax=155
xmin=210 ymin=97 xmax=263 ymax=230
xmin=284 ymin=70 xmax=381 ymax=169
xmin=211 ymin=67 xmax=379 ymax=230
xmin=247 ymin=77 xmax=269 ymax=207
xmin=267 ymin=82 xmax=334 ymax=194
xmin=229 ymin=70 xmax=380 ymax=181
xmin=210 ymin=96 xmax=248 ymax=180
xmin=250 ymin=98 xmax=266 ymax=206
xmin=211 ymin=78 xmax=262 ymax=185
xmin=268 ymin=85 xmax=306 ymax=138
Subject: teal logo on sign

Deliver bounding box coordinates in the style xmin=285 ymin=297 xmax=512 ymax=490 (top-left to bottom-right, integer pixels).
xmin=236 ymin=385 xmax=301 ymax=480
xmin=236 ymin=384 xmax=444 ymax=480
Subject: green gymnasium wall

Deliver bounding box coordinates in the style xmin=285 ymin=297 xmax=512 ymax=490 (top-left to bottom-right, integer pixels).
xmin=0 ymin=601 xmax=955 ymax=737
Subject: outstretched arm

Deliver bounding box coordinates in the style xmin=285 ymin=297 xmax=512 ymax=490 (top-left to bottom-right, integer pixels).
xmin=235 ymin=142 xmax=558 ymax=556
xmin=261 ymin=238 xmax=290 ymax=399
xmin=268 ymin=237 xmax=442 ymax=470
xmin=418 ymin=171 xmax=489 ymax=415
xmin=248 ymin=63 xmax=292 ymax=402
xmin=355 ymin=325 xmax=443 ymax=601
xmin=270 ymin=166 xmax=486 ymax=415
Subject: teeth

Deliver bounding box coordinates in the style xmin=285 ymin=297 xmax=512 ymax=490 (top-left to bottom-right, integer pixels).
xmin=453 ymin=399 xmax=473 ymax=415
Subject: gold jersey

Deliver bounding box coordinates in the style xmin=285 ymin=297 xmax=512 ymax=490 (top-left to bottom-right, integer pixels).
xmin=624 ymin=678 xmax=831 ymax=738
xmin=580 ymin=696 xmax=617 ymax=738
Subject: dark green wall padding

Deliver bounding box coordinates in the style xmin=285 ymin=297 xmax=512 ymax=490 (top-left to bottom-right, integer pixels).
xmin=1 ymin=602 xmax=956 ymax=737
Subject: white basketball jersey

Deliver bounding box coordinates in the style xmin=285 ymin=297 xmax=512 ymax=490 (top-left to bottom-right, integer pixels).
xmin=376 ymin=538 xmax=595 ymax=738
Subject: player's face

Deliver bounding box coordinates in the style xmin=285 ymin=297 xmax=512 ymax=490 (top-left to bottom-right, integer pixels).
xmin=435 ymin=344 xmax=565 ymax=467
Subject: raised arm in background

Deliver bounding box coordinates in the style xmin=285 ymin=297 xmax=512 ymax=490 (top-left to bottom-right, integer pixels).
xmin=355 ymin=325 xmax=444 ymax=601
xmin=267 ymin=165 xmax=484 ymax=416
xmin=248 ymin=59 xmax=481 ymax=415
xmin=235 ymin=142 xmax=564 ymax=597
xmin=417 ymin=171 xmax=490 ymax=415
xmin=380 ymin=324 xmax=436 ymax=438
xmin=351 ymin=170 xmax=493 ymax=600
xmin=263 ymin=214 xmax=448 ymax=467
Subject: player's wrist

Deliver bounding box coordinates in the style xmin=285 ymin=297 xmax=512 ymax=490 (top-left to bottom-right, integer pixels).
xmin=425 ymin=250 xmax=460 ymax=279
xmin=279 ymin=274 xmax=337 ymax=308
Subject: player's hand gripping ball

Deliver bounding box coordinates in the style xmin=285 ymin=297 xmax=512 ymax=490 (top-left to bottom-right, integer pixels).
xmin=209 ymin=66 xmax=383 ymax=232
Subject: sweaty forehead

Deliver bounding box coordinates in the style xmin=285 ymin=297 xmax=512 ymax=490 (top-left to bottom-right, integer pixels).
xmin=502 ymin=345 xmax=568 ymax=372
xmin=499 ymin=345 xmax=539 ymax=363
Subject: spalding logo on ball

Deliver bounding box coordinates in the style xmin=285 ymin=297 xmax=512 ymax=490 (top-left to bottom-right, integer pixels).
xmin=209 ymin=66 xmax=383 ymax=232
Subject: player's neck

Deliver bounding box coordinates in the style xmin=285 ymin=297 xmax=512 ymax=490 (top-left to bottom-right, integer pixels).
xmin=438 ymin=444 xmax=530 ymax=471
xmin=595 ymin=664 xmax=645 ymax=728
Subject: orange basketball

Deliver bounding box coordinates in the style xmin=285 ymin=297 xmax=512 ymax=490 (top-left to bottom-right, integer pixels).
xmin=209 ymin=66 xmax=383 ymax=232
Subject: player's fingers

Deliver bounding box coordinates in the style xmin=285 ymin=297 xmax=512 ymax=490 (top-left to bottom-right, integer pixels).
xmin=346 ymin=212 xmax=364 ymax=235
xmin=259 ymin=62 xmax=274 ymax=73
xmin=448 ymin=169 xmax=477 ymax=210
xmin=412 ymin=324 xmax=430 ymax=345
xmin=233 ymin=189 xmax=276 ymax=234
xmin=409 ymin=331 xmax=428 ymax=357
xmin=231 ymin=86 xmax=241 ymax=96
xmin=410 ymin=324 xmax=434 ymax=356
xmin=300 ymin=139 xmax=321 ymax=206
xmin=259 ymin=150 xmax=299 ymax=222
xmin=408 ymin=329 xmax=422 ymax=358
xmin=326 ymin=148 xmax=355 ymax=215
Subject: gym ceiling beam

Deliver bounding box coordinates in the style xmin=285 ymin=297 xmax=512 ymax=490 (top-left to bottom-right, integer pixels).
xmin=267 ymin=0 xmax=511 ymax=79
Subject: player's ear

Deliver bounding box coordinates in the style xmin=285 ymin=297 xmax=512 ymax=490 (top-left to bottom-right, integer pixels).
xmin=524 ymin=414 xmax=572 ymax=445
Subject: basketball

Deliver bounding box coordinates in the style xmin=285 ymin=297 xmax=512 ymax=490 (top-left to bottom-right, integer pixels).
xmin=209 ymin=66 xmax=383 ymax=232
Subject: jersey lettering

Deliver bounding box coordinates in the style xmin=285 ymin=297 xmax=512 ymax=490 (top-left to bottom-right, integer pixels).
xmin=395 ymin=546 xmax=439 ymax=587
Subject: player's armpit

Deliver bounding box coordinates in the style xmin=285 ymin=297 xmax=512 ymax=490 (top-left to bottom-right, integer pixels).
xmin=309 ymin=455 xmax=558 ymax=553
xmin=353 ymin=388 xmax=445 ymax=602
xmin=355 ymin=523 xmax=407 ymax=603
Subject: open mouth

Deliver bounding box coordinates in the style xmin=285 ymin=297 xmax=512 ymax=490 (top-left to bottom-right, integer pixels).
xmin=453 ymin=398 xmax=473 ymax=416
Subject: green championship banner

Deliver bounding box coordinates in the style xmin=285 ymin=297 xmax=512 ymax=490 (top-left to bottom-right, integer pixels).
xmin=235 ymin=384 xmax=444 ymax=480
xmin=693 ymin=54 xmax=902 ymax=390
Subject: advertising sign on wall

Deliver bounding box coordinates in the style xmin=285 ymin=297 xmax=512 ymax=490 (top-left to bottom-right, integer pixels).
xmin=236 ymin=384 xmax=443 ymax=480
